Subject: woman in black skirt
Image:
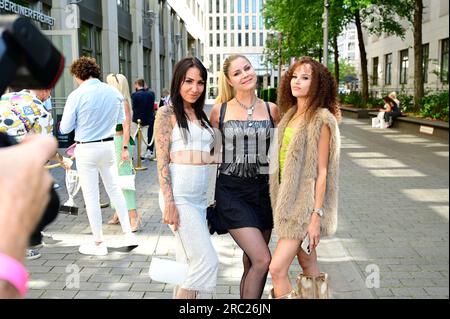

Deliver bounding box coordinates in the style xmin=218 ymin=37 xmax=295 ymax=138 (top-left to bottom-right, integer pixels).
xmin=210 ymin=55 xmax=280 ymax=299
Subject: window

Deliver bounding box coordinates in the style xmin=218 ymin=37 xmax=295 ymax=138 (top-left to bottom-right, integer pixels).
xmin=216 ymin=17 xmax=220 ymax=30
xmin=238 ymin=0 xmax=242 ymax=13
xmin=223 ymin=0 xmax=227 ymax=13
xmin=119 ymin=38 xmax=131 ymax=82
xmin=399 ymin=49 xmax=409 ymax=84
xmin=224 ymin=17 xmax=227 ymax=30
xmin=216 ymin=54 xmax=221 ymax=72
xmin=423 ymin=43 xmax=429 ymax=83
xmin=230 ymin=0 xmax=234 ymax=13
xmin=80 ymin=22 xmax=102 ymax=67
xmin=252 ymin=16 xmax=256 ymax=29
xmin=372 ymin=57 xmax=379 ymax=86
xmin=209 ymin=17 xmax=213 ymax=30
xmin=238 ymin=33 xmax=242 ymax=46
xmin=245 ymin=33 xmax=249 ymax=46
xmin=231 ymin=33 xmax=235 ymax=46
xmin=441 ymin=38 xmax=449 ymax=83
xmin=260 ymin=16 xmax=264 ymax=29
xmin=143 ymin=48 xmax=152 ymax=88
xmin=260 ymin=0 xmax=263 ymax=12
xmin=245 ymin=16 xmax=249 ymax=30
xmin=260 ymin=32 xmax=264 ymax=46
xmin=231 ymin=16 xmax=235 ymax=29
xmin=216 ymin=0 xmax=220 ymax=13
xmin=385 ymin=53 xmax=392 ymax=85
xmin=252 ymin=33 xmax=256 ymax=46
xmin=209 ymin=0 xmax=212 ymax=13
xmin=216 ymin=33 xmax=220 ymax=46
xmin=348 ymin=42 xmax=355 ymax=51
xmin=224 ymin=34 xmax=228 ymax=47
xmin=238 ymin=16 xmax=242 ymax=29
xmin=245 ymin=0 xmax=249 ymax=13
xmin=252 ymin=0 xmax=256 ymax=13
xmin=209 ymin=34 xmax=213 ymax=46
xmin=117 ymin=0 xmax=130 ymax=12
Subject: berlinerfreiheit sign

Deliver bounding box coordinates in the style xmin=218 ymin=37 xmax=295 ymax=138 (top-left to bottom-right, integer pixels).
xmin=0 ymin=0 xmax=55 ymax=26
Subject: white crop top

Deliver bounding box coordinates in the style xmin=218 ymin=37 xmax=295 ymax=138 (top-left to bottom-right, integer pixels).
xmin=170 ymin=120 xmax=214 ymax=153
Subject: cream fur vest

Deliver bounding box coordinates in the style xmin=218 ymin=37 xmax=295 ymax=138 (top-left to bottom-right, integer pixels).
xmin=269 ymin=107 xmax=341 ymax=240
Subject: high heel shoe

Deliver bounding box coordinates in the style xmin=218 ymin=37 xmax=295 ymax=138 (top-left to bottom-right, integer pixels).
xmin=107 ymin=213 xmax=120 ymax=225
xmin=130 ymin=212 xmax=142 ymax=232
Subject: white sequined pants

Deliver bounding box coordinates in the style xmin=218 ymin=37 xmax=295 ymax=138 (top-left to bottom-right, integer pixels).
xmin=159 ymin=164 xmax=219 ymax=295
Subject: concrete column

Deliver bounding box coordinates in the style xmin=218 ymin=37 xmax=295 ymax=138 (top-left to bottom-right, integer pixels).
xmin=149 ymin=1 xmax=161 ymax=100
xmin=131 ymin=0 xmax=144 ymax=83
xmin=164 ymin=6 xmax=172 ymax=88
xmin=101 ymin=0 xmax=119 ymax=77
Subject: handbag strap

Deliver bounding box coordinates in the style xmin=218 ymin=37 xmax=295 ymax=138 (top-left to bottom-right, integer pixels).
xmin=151 ymin=222 xmax=190 ymax=262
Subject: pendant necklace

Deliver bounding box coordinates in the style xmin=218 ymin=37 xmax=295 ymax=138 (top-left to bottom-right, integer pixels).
xmin=236 ymin=96 xmax=258 ymax=127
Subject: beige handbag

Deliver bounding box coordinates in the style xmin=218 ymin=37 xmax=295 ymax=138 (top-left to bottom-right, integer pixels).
xmin=296 ymin=272 xmax=330 ymax=299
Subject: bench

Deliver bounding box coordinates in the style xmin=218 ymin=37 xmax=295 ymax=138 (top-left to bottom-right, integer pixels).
xmin=340 ymin=105 xmax=449 ymax=142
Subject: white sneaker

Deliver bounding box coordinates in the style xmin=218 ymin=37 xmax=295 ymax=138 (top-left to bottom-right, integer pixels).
xmin=79 ymin=242 xmax=108 ymax=256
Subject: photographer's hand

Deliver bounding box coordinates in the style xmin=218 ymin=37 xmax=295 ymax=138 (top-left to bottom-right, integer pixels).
xmin=0 ymin=135 xmax=57 ymax=263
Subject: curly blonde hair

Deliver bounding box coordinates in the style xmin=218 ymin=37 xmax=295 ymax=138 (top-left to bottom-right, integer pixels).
xmin=70 ymin=56 xmax=101 ymax=80
xmin=277 ymin=56 xmax=341 ymax=122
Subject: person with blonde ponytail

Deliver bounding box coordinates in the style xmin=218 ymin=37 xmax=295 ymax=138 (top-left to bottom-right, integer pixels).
xmin=209 ymin=54 xmax=280 ymax=299
xmin=106 ymin=73 xmax=141 ymax=232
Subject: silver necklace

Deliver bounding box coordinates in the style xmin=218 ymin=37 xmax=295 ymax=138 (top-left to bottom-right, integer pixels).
xmin=235 ymin=96 xmax=258 ymax=126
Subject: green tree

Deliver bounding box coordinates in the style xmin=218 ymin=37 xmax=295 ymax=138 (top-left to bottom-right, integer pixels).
xmin=413 ymin=0 xmax=424 ymax=111
xmin=264 ymin=0 xmax=413 ymax=105
xmin=343 ymin=0 xmax=413 ymax=104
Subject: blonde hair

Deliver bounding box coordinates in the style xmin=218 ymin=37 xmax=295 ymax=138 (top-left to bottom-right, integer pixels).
xmin=215 ymin=54 xmax=251 ymax=104
xmin=106 ymin=73 xmax=132 ymax=107
xmin=388 ymin=91 xmax=397 ymax=100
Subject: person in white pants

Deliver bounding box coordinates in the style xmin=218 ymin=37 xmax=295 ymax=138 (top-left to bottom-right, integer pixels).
xmin=59 ymin=57 xmax=137 ymax=256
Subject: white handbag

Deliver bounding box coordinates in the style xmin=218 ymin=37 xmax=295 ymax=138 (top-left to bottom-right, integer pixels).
xmin=148 ymin=224 xmax=189 ymax=285
xmin=117 ymin=160 xmax=136 ymax=190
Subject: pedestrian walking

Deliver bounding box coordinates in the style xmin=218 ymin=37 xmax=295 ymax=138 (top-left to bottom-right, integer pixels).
xmin=155 ymin=57 xmax=219 ymax=299
xmin=132 ymin=79 xmax=155 ymax=160
xmin=59 ymin=57 xmax=138 ymax=256
xmin=268 ymin=56 xmax=341 ymax=298
xmin=106 ymin=73 xmax=141 ymax=232
xmin=0 ymin=89 xmax=71 ymax=260
xmin=209 ymin=54 xmax=280 ymax=299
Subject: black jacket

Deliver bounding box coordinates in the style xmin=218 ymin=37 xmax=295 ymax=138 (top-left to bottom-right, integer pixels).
xmin=131 ymin=89 xmax=155 ymax=126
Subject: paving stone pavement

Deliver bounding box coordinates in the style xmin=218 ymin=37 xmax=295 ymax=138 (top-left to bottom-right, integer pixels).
xmin=26 ymin=116 xmax=449 ymax=299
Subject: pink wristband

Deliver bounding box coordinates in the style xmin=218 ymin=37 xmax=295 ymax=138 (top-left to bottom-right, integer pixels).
xmin=0 ymin=252 xmax=29 ymax=297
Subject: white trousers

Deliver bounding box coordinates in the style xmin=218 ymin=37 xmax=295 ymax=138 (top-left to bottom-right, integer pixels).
xmin=75 ymin=141 xmax=132 ymax=242
xmin=159 ymin=164 xmax=219 ymax=294
xmin=131 ymin=122 xmax=149 ymax=157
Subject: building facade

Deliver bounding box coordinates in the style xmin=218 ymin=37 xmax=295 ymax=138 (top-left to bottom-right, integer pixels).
xmin=337 ymin=23 xmax=360 ymax=82
xmin=1 ymin=0 xmax=206 ymax=117
xmin=364 ymin=0 xmax=449 ymax=96
xmin=205 ymin=0 xmax=278 ymax=98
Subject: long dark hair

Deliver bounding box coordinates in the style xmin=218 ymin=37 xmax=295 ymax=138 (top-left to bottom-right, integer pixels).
xmin=170 ymin=57 xmax=211 ymax=138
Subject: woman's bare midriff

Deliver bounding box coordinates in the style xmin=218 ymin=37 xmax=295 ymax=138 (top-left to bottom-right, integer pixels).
xmin=170 ymin=150 xmax=217 ymax=165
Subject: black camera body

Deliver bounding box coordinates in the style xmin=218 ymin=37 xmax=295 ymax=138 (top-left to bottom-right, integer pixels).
xmin=0 ymin=15 xmax=65 ymax=246
xmin=0 ymin=15 xmax=64 ymax=94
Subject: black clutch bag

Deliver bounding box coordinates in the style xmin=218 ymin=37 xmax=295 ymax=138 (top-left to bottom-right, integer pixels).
xmin=206 ymin=202 xmax=228 ymax=235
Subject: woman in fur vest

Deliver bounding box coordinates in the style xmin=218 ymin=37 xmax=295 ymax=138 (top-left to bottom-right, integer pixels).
xmin=268 ymin=57 xmax=341 ymax=299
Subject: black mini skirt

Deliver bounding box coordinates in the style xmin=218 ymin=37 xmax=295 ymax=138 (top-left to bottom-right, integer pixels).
xmin=214 ymin=173 xmax=273 ymax=232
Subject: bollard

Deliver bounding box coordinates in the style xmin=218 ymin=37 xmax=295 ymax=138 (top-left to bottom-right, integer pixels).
xmin=134 ymin=119 xmax=148 ymax=171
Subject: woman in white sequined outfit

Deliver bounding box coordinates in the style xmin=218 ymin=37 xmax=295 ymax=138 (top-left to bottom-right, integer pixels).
xmin=155 ymin=57 xmax=219 ymax=299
